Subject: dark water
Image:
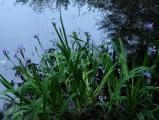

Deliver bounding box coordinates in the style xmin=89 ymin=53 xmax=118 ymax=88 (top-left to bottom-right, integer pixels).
xmin=0 ymin=0 xmax=159 ymax=108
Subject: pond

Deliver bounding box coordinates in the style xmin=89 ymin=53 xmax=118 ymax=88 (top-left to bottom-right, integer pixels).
xmin=0 ymin=0 xmax=108 ymax=108
xmin=0 ymin=0 xmax=159 ymax=110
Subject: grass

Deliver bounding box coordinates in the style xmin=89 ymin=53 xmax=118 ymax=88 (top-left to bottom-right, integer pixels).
xmin=0 ymin=14 xmax=159 ymax=120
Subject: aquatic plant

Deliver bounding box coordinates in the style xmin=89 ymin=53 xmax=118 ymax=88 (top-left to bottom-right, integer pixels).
xmin=0 ymin=15 xmax=159 ymax=120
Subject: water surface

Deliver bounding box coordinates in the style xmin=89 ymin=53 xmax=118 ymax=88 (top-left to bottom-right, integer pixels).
xmin=1 ymin=0 xmax=159 ymax=109
xmin=0 ymin=0 xmax=105 ymax=108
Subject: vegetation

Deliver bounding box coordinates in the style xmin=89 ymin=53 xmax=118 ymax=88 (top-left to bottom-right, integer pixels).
xmin=15 ymin=0 xmax=159 ymax=64
xmin=0 ymin=15 xmax=159 ymax=120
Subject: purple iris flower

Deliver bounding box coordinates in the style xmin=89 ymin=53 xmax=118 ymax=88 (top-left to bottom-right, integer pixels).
xmin=67 ymin=100 xmax=75 ymax=110
xmin=25 ymin=58 xmax=31 ymax=66
xmin=145 ymin=22 xmax=153 ymax=31
xmin=34 ymin=35 xmax=39 ymax=39
xmin=17 ymin=44 xmax=25 ymax=53
xmin=148 ymin=46 xmax=156 ymax=56
xmin=43 ymin=48 xmax=50 ymax=53
xmin=98 ymin=95 xmax=107 ymax=102
xmin=13 ymin=53 xmax=18 ymax=59
xmin=143 ymin=71 xmax=151 ymax=79
xmin=2 ymin=48 xmax=9 ymax=55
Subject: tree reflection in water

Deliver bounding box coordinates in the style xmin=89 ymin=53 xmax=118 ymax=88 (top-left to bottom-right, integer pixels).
xmin=15 ymin=0 xmax=159 ymax=64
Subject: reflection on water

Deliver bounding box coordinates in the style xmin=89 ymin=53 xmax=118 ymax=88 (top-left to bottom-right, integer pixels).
xmin=1 ymin=0 xmax=159 ymax=108
xmin=0 ymin=0 xmax=105 ymax=108
xmin=97 ymin=0 xmax=159 ymax=64
xmin=0 ymin=0 xmax=104 ymax=75
xmin=11 ymin=0 xmax=159 ymax=65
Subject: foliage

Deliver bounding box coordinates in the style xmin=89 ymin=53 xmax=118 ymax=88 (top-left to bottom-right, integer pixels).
xmin=0 ymin=15 xmax=159 ymax=120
